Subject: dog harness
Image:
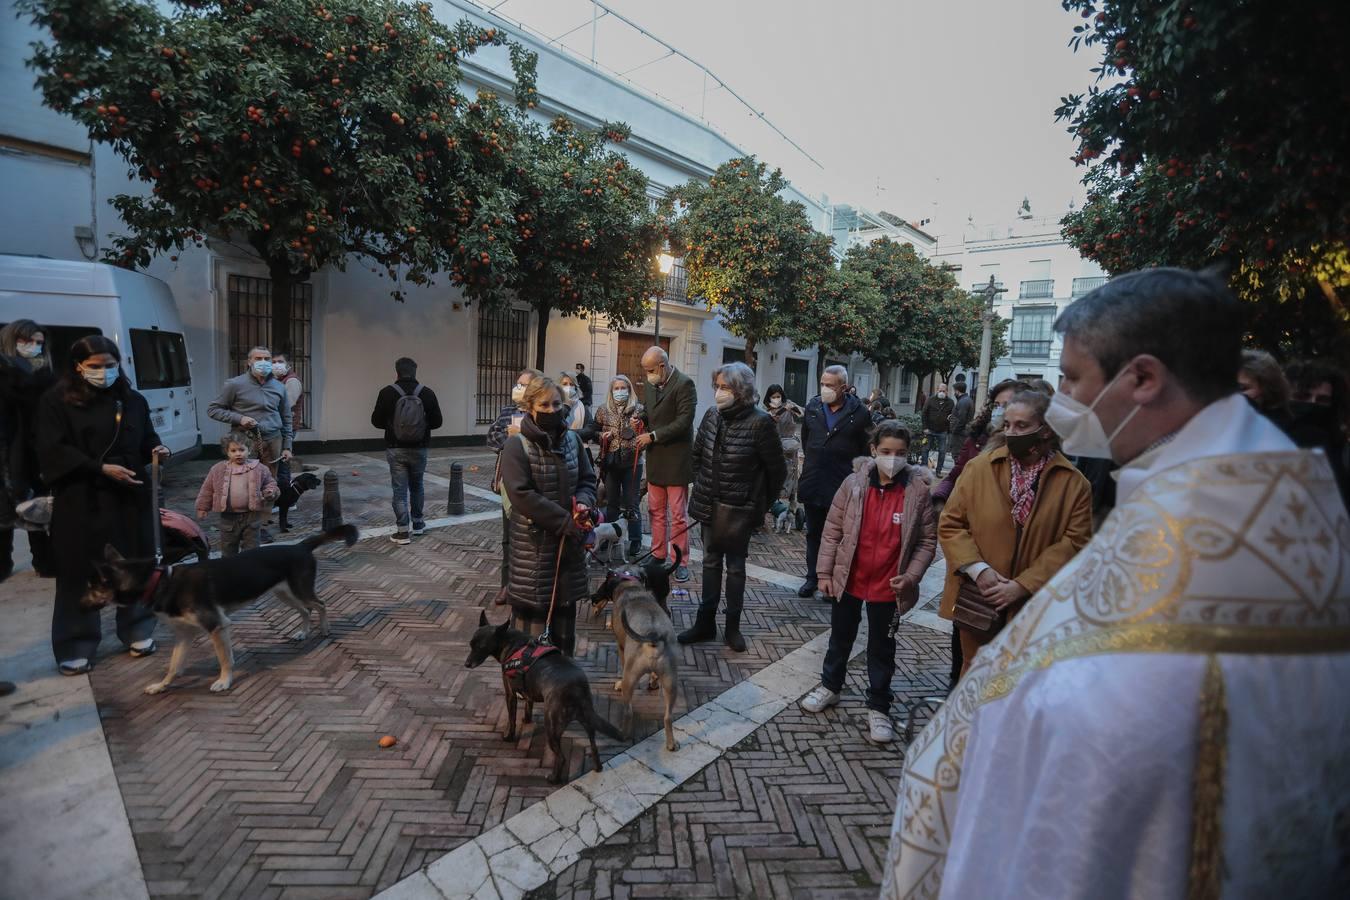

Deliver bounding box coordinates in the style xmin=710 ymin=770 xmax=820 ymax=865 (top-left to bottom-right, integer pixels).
xmin=502 ymin=639 xmax=560 ymax=698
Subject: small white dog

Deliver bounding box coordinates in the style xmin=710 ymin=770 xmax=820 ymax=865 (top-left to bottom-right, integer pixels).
xmin=588 ymin=520 xmax=626 ymax=565
xmin=771 ymin=499 xmax=793 ymax=533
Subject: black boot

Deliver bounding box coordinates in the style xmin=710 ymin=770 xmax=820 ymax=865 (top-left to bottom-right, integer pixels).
xmin=723 ymin=562 xmax=747 ymax=652
xmin=678 ymin=564 xmax=720 ymax=644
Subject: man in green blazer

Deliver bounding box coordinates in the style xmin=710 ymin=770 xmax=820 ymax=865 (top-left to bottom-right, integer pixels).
xmin=637 ymin=345 xmax=697 ymax=580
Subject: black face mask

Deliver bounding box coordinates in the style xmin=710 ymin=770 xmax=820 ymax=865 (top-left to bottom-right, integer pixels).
xmin=1005 ymin=429 xmax=1045 ymax=461
xmin=1289 ymin=400 xmax=1336 ymax=429
xmin=534 ymin=410 xmax=565 ymax=433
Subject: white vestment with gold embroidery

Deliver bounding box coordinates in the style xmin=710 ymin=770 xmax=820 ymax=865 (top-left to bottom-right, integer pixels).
xmin=882 ymin=396 xmax=1350 ymax=899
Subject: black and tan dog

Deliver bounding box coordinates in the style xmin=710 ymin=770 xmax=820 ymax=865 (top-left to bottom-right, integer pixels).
xmin=84 ymin=524 xmax=358 ymax=694
xmin=466 ymin=611 xmax=625 ymax=784
xmin=277 ymin=471 xmax=321 ymax=532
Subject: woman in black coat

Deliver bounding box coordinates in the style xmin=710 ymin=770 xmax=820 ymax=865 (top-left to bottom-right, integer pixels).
xmin=497 ymin=375 xmax=597 ymax=657
xmin=681 ymin=363 xmax=787 ymax=652
xmin=0 ymin=319 xmax=57 ymax=580
xmin=35 ymin=334 xmax=169 ymax=674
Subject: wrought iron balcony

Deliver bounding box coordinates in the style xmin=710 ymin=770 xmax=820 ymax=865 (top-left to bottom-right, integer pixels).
xmin=1072 ymin=276 xmax=1108 ymax=298
xmin=1010 ymin=339 xmax=1052 ymax=358
xmin=1019 ymin=279 xmax=1054 ymax=299
xmin=664 ymin=260 xmax=689 ymax=302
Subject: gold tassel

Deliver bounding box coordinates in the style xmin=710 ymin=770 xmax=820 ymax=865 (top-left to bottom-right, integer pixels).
xmin=1188 ymin=655 xmax=1228 ymax=900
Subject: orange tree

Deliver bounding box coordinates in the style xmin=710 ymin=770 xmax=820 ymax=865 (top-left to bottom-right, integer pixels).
xmin=503 ymin=117 xmax=665 ymax=370
xmin=22 ymin=0 xmax=537 ymax=354
xmin=1056 ymin=0 xmax=1350 ymax=357
xmin=792 ymin=259 xmax=886 ymax=376
xmin=669 ymin=157 xmax=835 ymax=370
xmin=849 ymin=238 xmax=1006 ymax=389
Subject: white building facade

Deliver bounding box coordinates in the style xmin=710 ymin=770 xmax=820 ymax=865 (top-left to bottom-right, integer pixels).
xmin=931 ymin=208 xmax=1108 ymax=396
xmin=0 ymin=0 xmax=831 ymax=449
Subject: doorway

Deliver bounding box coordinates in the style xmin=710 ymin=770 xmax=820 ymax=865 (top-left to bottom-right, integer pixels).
xmin=616 ymin=332 xmax=671 ymax=386
xmin=783 ymin=357 xmax=810 ymax=406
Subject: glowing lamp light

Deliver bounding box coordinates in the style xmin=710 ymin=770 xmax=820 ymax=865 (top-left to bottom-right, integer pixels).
xmin=657 ymin=252 xmax=675 ymax=275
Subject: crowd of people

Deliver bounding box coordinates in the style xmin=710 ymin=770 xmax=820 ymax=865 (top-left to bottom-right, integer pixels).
xmin=3 ymin=266 xmax=1348 ymax=893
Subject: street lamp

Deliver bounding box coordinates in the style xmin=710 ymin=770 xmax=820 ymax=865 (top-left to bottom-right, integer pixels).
xmin=655 ymin=252 xmax=675 ymax=341
xmin=972 ymin=275 xmax=1007 ymax=410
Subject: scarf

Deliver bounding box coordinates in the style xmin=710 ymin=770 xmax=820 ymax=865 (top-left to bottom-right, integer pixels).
xmin=1009 ymin=455 xmax=1048 ymax=527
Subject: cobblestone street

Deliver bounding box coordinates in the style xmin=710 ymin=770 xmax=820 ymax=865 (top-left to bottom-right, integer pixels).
xmin=16 ymin=449 xmax=956 ymax=899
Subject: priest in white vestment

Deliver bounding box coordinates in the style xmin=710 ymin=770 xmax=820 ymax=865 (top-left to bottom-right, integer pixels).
xmin=882 ymin=268 xmax=1350 ymax=899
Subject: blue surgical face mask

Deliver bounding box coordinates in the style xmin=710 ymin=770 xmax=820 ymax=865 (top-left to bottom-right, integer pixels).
xmin=251 ymin=360 xmax=274 ymax=378
xmin=82 ymin=364 xmax=119 ymax=389
xmin=612 ymin=389 xmax=629 ymax=404
xmin=17 ymin=341 xmax=43 ymax=359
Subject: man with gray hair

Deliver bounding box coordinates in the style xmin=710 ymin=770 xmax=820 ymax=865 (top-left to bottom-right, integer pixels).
xmin=883 ymin=267 xmax=1350 ymax=898
xmin=638 ymin=345 xmax=697 ymax=581
xmin=208 ymin=345 xmax=293 ymax=481
xmin=797 ymin=365 xmax=872 ymax=598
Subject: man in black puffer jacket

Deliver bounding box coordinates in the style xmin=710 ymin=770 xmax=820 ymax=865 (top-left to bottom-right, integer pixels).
xmin=797 ymin=365 xmax=873 ymax=599
xmin=681 ymin=363 xmax=786 ymax=652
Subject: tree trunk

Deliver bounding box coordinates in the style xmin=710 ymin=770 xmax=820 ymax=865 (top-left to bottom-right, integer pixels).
xmin=816 ymin=346 xmax=828 ymax=385
xmin=267 ymin=258 xmax=293 ymax=358
xmin=533 ymin=303 xmax=551 ymax=372
xmin=743 ymin=337 xmax=757 ymax=373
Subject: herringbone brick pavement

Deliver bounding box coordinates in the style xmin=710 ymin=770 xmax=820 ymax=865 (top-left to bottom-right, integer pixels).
xmin=88 ymin=517 xmax=843 ymax=899
xmin=529 ymin=630 xmax=951 ymax=900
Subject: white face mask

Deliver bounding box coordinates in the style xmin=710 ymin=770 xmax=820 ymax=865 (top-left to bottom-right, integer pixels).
xmin=273 ymin=362 xmax=289 ymax=376
xmin=511 ymin=384 xmax=527 ymax=404
xmin=1045 ymin=364 xmax=1141 ymax=460
xmin=768 ymin=397 xmax=782 ymax=409
xmin=564 ymin=385 xmax=577 ymax=400
xmin=17 ymin=341 xmax=43 ymax=359
xmin=81 ymin=364 xmax=119 ymax=389
xmin=714 ymin=388 xmax=735 ymax=410
xmin=989 ymin=406 xmax=1007 ymax=431
xmin=646 ymin=368 xmax=664 ymax=386
xmin=874 ymin=455 xmax=906 ymax=478
xmin=938 ymin=391 xmax=947 ymax=399
xmin=820 ymin=386 xmax=838 ymax=405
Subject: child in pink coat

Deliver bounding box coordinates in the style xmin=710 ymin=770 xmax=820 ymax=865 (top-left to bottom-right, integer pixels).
xmin=196 ymin=432 xmax=279 ymax=556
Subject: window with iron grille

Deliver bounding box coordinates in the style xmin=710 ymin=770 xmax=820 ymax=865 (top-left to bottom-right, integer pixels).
xmin=664 ymin=258 xmax=689 ymax=302
xmin=1072 ymin=275 xmax=1109 ymax=297
xmin=226 ymin=275 xmax=314 ymax=430
xmin=1019 ymin=279 xmax=1054 ymax=299
xmin=476 ymin=306 xmax=530 ymax=425
xmin=1010 ymin=306 xmax=1055 ymax=358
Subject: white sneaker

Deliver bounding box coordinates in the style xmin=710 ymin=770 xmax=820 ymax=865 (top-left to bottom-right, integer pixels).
xmin=799 ymin=685 xmax=840 ymax=713
xmin=391 ymin=532 xmax=411 ymax=545
xmin=866 ymin=710 xmax=895 ymax=744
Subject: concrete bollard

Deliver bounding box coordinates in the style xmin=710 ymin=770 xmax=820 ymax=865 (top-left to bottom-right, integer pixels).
xmin=447 ymin=462 xmax=465 ymax=516
xmin=321 ymin=470 xmax=343 ymax=530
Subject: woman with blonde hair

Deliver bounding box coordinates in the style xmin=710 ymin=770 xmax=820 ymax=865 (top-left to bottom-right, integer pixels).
xmin=593 ymin=374 xmax=646 ymax=559
xmin=497 ymin=376 xmax=598 ymax=655
xmin=557 ymin=371 xmax=587 ymax=432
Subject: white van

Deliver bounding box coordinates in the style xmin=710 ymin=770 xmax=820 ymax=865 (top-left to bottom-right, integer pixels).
xmin=0 ymin=255 xmax=202 ymax=460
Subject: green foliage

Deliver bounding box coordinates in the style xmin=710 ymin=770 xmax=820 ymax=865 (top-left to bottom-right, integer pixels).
xmin=796 ymin=261 xmax=886 ymax=361
xmin=501 ymin=116 xmax=664 ymax=367
xmin=22 ymin=0 xmax=538 ymax=302
xmin=669 ymin=157 xmax=835 ymax=368
xmin=1055 ymin=0 xmax=1350 ymax=357
xmin=845 ymin=238 xmax=1003 ymax=380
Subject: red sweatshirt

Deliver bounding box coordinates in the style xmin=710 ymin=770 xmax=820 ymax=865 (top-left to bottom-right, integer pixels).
xmin=843 ymin=471 xmax=906 ymax=602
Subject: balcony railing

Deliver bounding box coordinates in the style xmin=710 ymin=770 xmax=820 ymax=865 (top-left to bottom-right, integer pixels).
xmin=664 ymin=260 xmax=688 ymax=302
xmin=1019 ymin=279 xmax=1054 ymax=299
xmin=1072 ymin=276 xmax=1108 ymax=298
xmin=1011 ymin=339 xmax=1052 ymax=358
xmin=970 ymin=281 xmax=1005 ymax=294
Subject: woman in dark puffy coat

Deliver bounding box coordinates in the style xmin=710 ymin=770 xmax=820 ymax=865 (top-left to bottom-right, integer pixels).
xmin=36 ymin=335 xmax=169 ymax=674
xmin=0 ymin=319 xmax=57 ymax=581
xmin=497 ymin=375 xmax=597 ymax=656
xmin=681 ymin=363 xmax=786 ymax=652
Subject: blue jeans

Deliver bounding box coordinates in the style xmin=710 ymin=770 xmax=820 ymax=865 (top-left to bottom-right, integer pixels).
xmin=386 ymin=447 xmax=428 ymax=531
xmin=926 ymin=431 xmax=950 ymax=474
xmin=604 ymin=462 xmax=642 ymax=548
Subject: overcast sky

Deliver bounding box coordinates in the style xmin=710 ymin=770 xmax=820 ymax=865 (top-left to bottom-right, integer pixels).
xmin=473 ymin=0 xmax=1100 ymax=238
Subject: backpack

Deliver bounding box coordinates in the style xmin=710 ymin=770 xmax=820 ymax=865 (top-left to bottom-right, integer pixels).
xmin=391 ymin=383 xmax=427 ymax=443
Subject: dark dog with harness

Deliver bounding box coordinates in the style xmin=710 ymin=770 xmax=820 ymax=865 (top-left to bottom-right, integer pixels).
xmin=83 ymin=524 xmax=358 ymax=694
xmin=466 ymin=611 xmax=625 ymax=784
xmin=277 ymin=472 xmax=321 ymax=532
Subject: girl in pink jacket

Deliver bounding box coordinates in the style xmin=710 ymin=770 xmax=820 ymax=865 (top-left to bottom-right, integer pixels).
xmin=195 ymin=432 xmax=279 ymax=556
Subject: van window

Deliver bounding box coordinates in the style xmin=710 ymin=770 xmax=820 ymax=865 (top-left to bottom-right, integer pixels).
xmin=130 ymin=329 xmax=191 ymax=389
xmin=1 ymin=323 xmax=102 ymax=373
